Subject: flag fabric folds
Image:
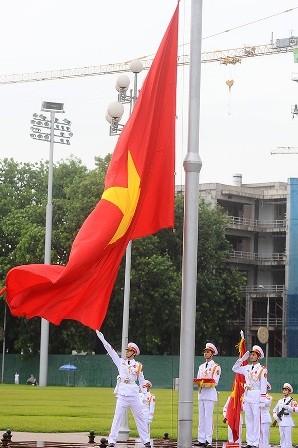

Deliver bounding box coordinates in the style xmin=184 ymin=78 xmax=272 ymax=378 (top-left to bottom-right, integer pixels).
xmin=226 ymin=333 xmax=247 ymax=442
xmin=0 ymin=4 xmax=179 ymax=330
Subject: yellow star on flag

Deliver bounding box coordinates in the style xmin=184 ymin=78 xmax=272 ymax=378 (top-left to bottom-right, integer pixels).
xmin=102 ymin=150 xmax=141 ymax=244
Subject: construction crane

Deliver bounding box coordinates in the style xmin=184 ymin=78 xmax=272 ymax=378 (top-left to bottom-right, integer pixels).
xmin=0 ymin=36 xmax=297 ymax=85
xmin=271 ymin=147 xmax=298 ymax=154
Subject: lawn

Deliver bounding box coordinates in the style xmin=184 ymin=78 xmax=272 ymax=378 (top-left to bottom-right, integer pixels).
xmin=0 ymin=385 xmax=297 ymax=444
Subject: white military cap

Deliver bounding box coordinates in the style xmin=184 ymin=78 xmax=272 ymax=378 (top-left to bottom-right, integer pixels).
xmin=283 ymin=383 xmax=293 ymax=393
xmin=204 ymin=342 xmax=218 ymax=355
xmin=143 ymin=380 xmax=152 ymax=388
xmin=126 ymin=342 xmax=140 ymax=356
xmin=250 ymin=345 xmax=264 ymax=359
xmin=267 ymin=382 xmax=271 ymax=391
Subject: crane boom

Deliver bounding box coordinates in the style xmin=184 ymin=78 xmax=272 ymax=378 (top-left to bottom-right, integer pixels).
xmin=271 ymin=146 xmax=298 ymax=154
xmin=0 ymin=41 xmax=296 ymax=85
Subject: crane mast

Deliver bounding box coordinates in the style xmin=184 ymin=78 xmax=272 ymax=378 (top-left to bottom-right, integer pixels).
xmin=0 ymin=38 xmax=297 ymax=85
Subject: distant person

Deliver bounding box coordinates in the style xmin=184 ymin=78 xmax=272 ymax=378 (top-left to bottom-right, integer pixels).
xmin=27 ymin=374 xmax=37 ymax=386
xmin=14 ymin=372 xmax=19 ymax=385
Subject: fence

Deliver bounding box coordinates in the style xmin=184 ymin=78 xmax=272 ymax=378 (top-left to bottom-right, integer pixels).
xmin=1 ymin=354 xmax=298 ymax=392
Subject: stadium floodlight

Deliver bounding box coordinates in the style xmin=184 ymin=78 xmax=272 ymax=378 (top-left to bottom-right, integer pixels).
xmin=29 ymin=102 xmax=73 ymax=388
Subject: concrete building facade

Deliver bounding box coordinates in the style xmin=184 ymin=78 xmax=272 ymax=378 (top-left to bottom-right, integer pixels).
xmin=177 ymin=176 xmax=298 ymax=357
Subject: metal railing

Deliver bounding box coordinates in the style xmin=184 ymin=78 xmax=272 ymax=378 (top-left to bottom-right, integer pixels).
xmin=251 ymin=317 xmax=283 ymax=326
xmin=230 ymin=251 xmax=286 ymax=261
xmin=228 ymin=215 xmax=286 ymax=229
xmin=243 ymin=285 xmax=285 ymax=293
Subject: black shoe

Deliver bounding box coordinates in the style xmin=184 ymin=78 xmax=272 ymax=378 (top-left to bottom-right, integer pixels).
xmin=108 ymin=444 xmax=115 ymax=447
xmin=246 ymin=445 xmax=252 ymax=448
xmin=194 ymin=443 xmax=206 ymax=447
xmin=144 ymin=443 xmax=151 ymax=448
xmin=206 ymin=444 xmax=212 ymax=448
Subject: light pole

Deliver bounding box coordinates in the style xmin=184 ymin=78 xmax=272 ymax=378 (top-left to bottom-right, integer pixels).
xmin=258 ymin=285 xmax=269 ymax=366
xmin=106 ymin=60 xmax=143 ymax=441
xmin=30 ymin=101 xmax=73 ymax=387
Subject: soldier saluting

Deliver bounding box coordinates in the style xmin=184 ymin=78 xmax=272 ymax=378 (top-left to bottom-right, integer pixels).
xmin=232 ymin=344 xmax=267 ymax=448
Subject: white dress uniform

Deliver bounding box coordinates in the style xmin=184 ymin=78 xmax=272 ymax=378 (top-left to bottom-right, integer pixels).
xmin=260 ymin=393 xmax=272 ymax=448
xmin=232 ymin=349 xmax=267 ymax=448
xmin=273 ymin=396 xmax=297 ymax=448
xmin=139 ymin=384 xmax=155 ymax=436
xmin=223 ymin=396 xmax=242 ymax=443
xmin=197 ymin=357 xmax=221 ymax=445
xmin=96 ymin=332 xmax=150 ymax=446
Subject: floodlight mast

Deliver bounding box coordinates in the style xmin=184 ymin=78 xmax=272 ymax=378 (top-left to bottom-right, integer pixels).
xmin=30 ymin=101 xmax=73 ymax=387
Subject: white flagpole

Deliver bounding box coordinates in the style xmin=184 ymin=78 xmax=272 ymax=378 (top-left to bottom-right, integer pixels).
xmin=177 ymin=1 xmax=203 ymax=448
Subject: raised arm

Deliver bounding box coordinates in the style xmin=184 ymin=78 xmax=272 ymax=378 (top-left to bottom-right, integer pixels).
xmin=232 ymin=350 xmax=249 ymax=374
xmin=96 ymin=330 xmax=120 ymax=369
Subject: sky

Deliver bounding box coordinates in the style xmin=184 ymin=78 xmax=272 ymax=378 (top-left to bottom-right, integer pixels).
xmin=0 ymin=0 xmax=298 ymax=187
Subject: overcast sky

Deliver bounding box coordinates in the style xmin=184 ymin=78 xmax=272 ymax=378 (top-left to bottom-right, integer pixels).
xmin=1 ymin=0 xmax=298 ymax=187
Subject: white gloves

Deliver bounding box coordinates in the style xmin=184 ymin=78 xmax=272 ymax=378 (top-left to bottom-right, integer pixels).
xmin=240 ymin=351 xmax=250 ymax=362
xmin=96 ymin=330 xmax=105 ymax=341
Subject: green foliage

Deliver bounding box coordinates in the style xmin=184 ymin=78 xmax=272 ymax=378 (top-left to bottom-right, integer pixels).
xmin=195 ymin=200 xmax=246 ymax=352
xmin=0 ymin=157 xmax=245 ymax=356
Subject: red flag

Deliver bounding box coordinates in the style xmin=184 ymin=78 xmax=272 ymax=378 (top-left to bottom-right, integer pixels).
xmin=226 ymin=334 xmax=247 ymax=442
xmin=0 ymin=4 xmax=179 ymax=330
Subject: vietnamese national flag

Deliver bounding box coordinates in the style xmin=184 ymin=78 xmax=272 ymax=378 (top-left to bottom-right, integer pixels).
xmin=226 ymin=333 xmax=247 ymax=442
xmin=0 ymin=4 xmax=179 ymax=330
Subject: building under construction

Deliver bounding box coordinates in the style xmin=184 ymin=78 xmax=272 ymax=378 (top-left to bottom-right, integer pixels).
xmin=177 ymin=176 xmax=298 ymax=358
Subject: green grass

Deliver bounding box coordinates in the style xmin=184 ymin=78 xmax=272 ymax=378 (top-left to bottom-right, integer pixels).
xmin=0 ymin=385 xmax=297 ymax=444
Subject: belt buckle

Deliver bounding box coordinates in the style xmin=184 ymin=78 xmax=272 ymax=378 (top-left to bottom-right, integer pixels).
xmin=124 ymin=379 xmax=129 ymax=384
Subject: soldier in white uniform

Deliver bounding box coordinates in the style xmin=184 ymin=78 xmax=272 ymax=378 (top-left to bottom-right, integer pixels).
xmin=96 ymin=331 xmax=150 ymax=448
xmin=260 ymin=382 xmax=272 ymax=448
xmin=139 ymin=380 xmax=155 ymax=437
xmin=232 ymin=344 xmax=267 ymax=448
xmin=273 ymin=382 xmax=297 ymax=448
xmin=194 ymin=342 xmax=221 ymax=448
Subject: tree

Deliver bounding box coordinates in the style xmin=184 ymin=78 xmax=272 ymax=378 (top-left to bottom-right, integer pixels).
xmin=195 ymin=200 xmax=246 ymax=353
xmin=0 ymin=157 xmax=245 ymax=356
xmin=0 ymin=157 xmax=105 ymax=355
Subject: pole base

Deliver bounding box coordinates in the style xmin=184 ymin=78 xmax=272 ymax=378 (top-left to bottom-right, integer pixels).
xmin=117 ymin=427 xmax=130 ymax=442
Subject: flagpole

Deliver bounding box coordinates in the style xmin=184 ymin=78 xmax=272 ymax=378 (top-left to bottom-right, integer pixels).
xmin=118 ymin=68 xmax=140 ymax=442
xmin=177 ymin=1 xmax=203 ymax=448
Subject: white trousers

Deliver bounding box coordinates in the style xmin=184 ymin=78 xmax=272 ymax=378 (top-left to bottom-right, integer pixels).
xmin=279 ymin=426 xmax=293 ymax=448
xmin=259 ymin=422 xmax=271 ymax=448
xmin=108 ymin=395 xmax=150 ymax=444
xmin=141 ymin=408 xmax=151 ymax=437
xmin=244 ymin=401 xmax=261 ymax=447
xmin=198 ymin=400 xmax=215 ymax=444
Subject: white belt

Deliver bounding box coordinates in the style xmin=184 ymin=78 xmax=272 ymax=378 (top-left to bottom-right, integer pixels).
xmin=119 ymin=378 xmax=136 ymax=384
xmin=246 ymin=386 xmax=260 ymax=391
